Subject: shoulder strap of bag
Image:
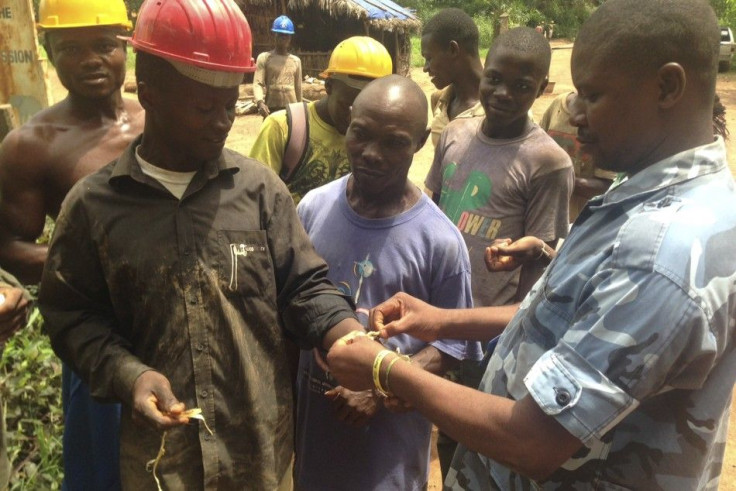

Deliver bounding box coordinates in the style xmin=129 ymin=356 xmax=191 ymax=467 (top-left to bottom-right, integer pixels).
xmin=281 ymin=101 xmax=310 ymax=182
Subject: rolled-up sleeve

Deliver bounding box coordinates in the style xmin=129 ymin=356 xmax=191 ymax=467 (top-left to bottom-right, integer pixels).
xmin=39 ymin=189 xmax=152 ymax=404
xmin=267 ymin=184 xmax=356 ymax=349
xmin=523 ymin=267 xmax=713 ymax=443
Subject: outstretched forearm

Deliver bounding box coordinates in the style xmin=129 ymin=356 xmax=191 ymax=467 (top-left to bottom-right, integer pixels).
xmin=0 ymin=237 xmax=47 ymax=285
xmin=435 ymin=304 xmax=519 ymax=343
xmin=372 ymin=292 xmax=519 ymax=343
xmin=383 ymin=359 xmax=582 ymax=481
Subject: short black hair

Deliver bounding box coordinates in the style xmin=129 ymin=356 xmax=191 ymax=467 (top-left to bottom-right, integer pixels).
xmin=135 ymin=50 xmax=178 ymax=89
xmin=575 ymin=0 xmax=718 ymax=92
xmin=487 ymin=27 xmax=551 ymax=75
xmin=422 ymin=8 xmax=479 ymax=55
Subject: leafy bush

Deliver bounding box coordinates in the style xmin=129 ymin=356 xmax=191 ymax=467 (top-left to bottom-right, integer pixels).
xmin=1 ymin=303 xmax=64 ymax=490
xmin=1 ymin=218 xmax=63 ymax=489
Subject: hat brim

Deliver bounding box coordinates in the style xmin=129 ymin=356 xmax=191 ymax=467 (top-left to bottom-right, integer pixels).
xmin=321 ymin=72 xmax=375 ymax=90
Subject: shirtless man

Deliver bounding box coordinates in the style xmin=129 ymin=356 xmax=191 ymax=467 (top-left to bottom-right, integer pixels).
xmin=0 ymin=0 xmax=142 ymax=488
xmin=0 ymin=0 xmax=143 ymax=284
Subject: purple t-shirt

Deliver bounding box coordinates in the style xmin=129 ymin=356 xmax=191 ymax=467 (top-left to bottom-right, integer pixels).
xmin=294 ymin=175 xmax=481 ymax=490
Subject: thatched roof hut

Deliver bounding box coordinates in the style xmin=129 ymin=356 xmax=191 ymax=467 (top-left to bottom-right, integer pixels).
xmin=235 ymin=0 xmax=420 ymax=78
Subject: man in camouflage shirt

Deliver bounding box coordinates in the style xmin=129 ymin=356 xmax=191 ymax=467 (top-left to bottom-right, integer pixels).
xmin=326 ymin=0 xmax=736 ymax=489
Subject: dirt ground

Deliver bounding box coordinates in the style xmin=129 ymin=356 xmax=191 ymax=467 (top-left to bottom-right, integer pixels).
xmin=44 ymin=39 xmax=736 ymax=488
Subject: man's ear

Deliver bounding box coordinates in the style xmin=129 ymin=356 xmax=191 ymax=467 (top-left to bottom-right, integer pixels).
xmin=536 ymin=76 xmax=549 ymax=98
xmin=657 ymin=62 xmax=686 ymax=109
xmin=448 ymin=40 xmax=460 ymax=57
xmin=137 ymin=80 xmax=155 ymax=111
xmin=415 ymin=127 xmax=431 ymax=153
xmin=325 ymin=78 xmax=333 ymax=95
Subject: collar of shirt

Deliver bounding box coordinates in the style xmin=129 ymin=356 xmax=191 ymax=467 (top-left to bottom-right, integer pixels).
xmin=107 ymin=136 xmax=241 ymax=199
xmin=593 ymin=137 xmax=728 ymax=208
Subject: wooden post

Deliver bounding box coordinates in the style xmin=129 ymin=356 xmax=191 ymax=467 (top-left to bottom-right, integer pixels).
xmin=499 ymin=13 xmax=510 ymax=35
xmin=0 ymin=104 xmax=18 ymax=140
xmin=0 ymin=0 xmax=51 ymax=126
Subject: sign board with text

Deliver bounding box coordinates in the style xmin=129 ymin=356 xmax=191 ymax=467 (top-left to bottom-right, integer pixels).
xmin=0 ymin=0 xmax=51 ymax=127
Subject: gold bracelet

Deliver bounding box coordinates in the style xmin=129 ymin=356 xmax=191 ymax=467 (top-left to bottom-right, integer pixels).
xmin=383 ymin=355 xmax=403 ymax=394
xmin=372 ymin=350 xmax=393 ymax=397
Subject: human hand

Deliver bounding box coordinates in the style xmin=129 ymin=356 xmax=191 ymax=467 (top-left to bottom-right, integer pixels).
xmin=324 ymin=386 xmax=380 ymax=427
xmin=327 ymin=333 xmax=384 ymax=392
xmin=369 ymin=292 xmax=443 ymax=342
xmin=131 ymin=371 xmax=188 ymax=431
xmin=484 ymin=236 xmax=547 ymax=272
xmin=383 ymin=394 xmax=413 ymax=413
xmin=257 ymin=101 xmax=270 ymax=118
xmin=0 ymin=286 xmax=30 ymax=344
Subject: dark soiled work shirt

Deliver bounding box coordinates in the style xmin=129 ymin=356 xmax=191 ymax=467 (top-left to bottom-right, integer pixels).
xmin=39 ymin=138 xmax=357 ymax=489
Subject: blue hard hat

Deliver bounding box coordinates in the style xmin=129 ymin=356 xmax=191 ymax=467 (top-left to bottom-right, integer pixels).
xmin=272 ymin=15 xmax=294 ymax=34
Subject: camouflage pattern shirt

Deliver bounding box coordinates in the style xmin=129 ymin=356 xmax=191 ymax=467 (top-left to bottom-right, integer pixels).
xmin=446 ymin=138 xmax=736 ymax=490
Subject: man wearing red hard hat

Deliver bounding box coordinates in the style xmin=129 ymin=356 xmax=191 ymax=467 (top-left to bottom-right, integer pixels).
xmin=39 ymin=0 xmax=364 ymax=488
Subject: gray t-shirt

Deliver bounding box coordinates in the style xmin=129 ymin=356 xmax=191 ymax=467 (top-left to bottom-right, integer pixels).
xmin=426 ymin=117 xmax=573 ymax=307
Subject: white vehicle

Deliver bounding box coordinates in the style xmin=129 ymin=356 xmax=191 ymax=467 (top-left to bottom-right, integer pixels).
xmin=720 ymin=26 xmax=734 ymax=72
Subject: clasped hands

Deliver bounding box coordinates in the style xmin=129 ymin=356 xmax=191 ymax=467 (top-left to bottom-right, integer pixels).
xmin=325 ymin=293 xmax=442 ymax=418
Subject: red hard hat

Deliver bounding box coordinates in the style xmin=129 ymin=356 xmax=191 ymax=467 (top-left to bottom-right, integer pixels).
xmin=129 ymin=0 xmax=255 ymax=73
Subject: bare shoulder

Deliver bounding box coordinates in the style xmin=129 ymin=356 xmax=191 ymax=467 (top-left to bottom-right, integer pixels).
xmin=123 ymin=98 xmax=145 ymax=133
xmin=0 ymin=109 xmax=61 ymax=176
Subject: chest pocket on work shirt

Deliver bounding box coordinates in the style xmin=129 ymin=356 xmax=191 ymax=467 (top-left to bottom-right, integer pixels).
xmin=214 ymin=230 xmax=274 ymax=298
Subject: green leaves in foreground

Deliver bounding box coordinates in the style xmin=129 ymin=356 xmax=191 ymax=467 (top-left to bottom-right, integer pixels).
xmin=1 ymin=305 xmax=63 ymax=490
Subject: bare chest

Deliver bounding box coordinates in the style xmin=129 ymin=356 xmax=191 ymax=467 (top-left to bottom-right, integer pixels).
xmin=45 ymin=124 xmax=139 ymax=216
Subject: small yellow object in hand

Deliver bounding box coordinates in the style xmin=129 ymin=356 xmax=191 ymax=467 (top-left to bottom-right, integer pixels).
xmin=146 ymin=408 xmax=213 ymax=491
xmin=181 ymin=408 xmax=214 ymax=435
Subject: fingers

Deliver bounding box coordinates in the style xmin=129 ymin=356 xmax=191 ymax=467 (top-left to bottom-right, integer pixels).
xmin=325 ymin=387 xmax=377 ymax=427
xmin=0 ymin=287 xmax=28 ymax=320
xmin=0 ymin=288 xmax=29 ymax=342
xmin=377 ymin=319 xmax=405 ymax=339
xmin=132 ymin=371 xmax=188 ymax=431
xmin=383 ymin=396 xmax=413 ymax=413
xmin=369 ymin=293 xmax=407 ymax=332
xmin=489 ymin=238 xmax=513 ymax=248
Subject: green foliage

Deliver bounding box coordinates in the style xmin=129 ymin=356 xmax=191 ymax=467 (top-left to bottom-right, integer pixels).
xmin=713 ymin=0 xmax=736 ymax=30
xmin=407 ymin=0 xmax=599 ymax=41
xmin=1 ymin=305 xmax=64 ymax=490
xmin=1 ymin=218 xmax=63 ymax=488
xmin=126 ymin=46 xmax=136 ymax=74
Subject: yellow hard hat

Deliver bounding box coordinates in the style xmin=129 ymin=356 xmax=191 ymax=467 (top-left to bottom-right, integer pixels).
xmin=38 ymin=0 xmax=133 ymax=29
xmin=320 ymin=36 xmax=393 ymax=79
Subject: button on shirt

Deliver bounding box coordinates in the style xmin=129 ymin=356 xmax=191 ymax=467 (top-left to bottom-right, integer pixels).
xmin=39 ymin=138 xmax=357 ymax=489
xmin=447 ymin=138 xmax=736 ymax=490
